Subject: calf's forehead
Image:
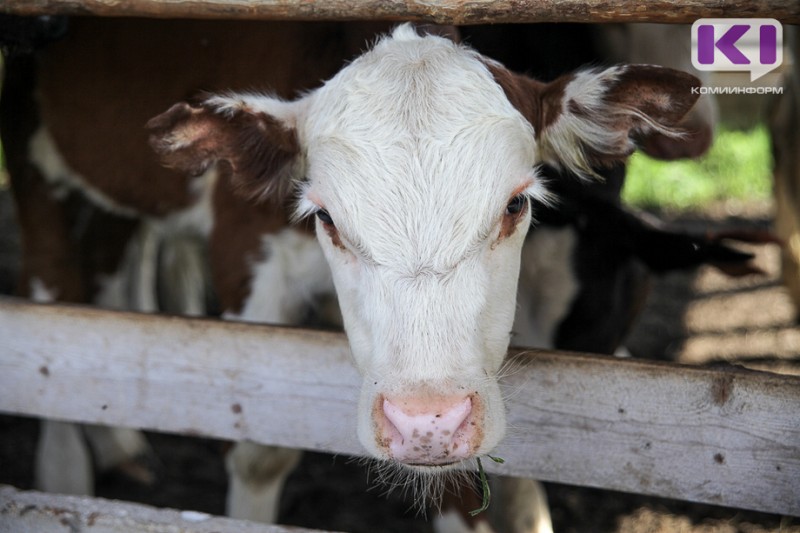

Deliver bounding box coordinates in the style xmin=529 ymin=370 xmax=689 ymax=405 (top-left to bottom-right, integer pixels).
xmin=298 ymin=31 xmax=539 ymax=266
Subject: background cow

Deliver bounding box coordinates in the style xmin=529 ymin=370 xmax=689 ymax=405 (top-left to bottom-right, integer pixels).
xmin=1 ymin=16 xmax=392 ymax=522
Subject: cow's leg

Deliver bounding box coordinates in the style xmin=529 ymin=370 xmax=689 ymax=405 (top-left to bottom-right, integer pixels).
xmin=488 ymin=477 xmax=553 ymax=533
xmin=156 ymin=232 xmax=210 ymax=317
xmin=436 ymin=477 xmax=493 ymax=533
xmin=88 ymin=219 xmax=220 ymax=483
xmin=225 ymin=442 xmax=302 ymax=523
xmin=35 ymin=420 xmax=93 ymax=495
xmin=82 ymin=425 xmax=156 ymax=486
xmin=435 ymin=476 xmax=553 ymax=533
xmin=210 ymin=195 xmax=335 ymax=522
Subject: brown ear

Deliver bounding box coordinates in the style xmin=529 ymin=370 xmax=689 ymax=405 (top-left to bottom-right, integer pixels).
xmin=600 ymin=65 xmax=701 ymax=129
xmin=147 ymin=99 xmax=301 ymax=202
xmin=491 ymin=64 xmax=701 ymax=176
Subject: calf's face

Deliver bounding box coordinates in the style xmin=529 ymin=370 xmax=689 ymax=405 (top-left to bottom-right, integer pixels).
xmin=148 ymin=24 xmax=699 ymax=470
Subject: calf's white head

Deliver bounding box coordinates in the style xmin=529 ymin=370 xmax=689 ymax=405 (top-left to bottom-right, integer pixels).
xmin=149 ymin=24 xmax=699 ymax=471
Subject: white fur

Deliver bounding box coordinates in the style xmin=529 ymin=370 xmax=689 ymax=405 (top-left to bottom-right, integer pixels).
xmin=206 ymin=92 xmax=303 ymax=130
xmin=156 ymin=232 xmax=210 ymax=316
xmin=295 ymin=27 xmax=543 ymax=460
xmin=537 ymin=68 xmax=630 ymax=177
xmin=159 ymin=167 xmax=218 ymax=239
xmin=487 ymin=477 xmax=554 ymax=533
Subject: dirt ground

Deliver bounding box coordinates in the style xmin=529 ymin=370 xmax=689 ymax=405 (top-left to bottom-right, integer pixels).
xmin=0 ymin=189 xmax=797 ymax=533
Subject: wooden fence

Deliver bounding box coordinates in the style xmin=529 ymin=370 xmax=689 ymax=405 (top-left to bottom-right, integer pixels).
xmin=0 ymin=485 xmax=338 ymax=533
xmin=1 ymin=296 xmax=798 ymax=519
xmin=1 ymin=0 xmax=799 ymax=24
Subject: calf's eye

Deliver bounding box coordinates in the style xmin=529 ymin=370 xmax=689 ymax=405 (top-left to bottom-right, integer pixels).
xmin=316 ymin=209 xmax=334 ymax=226
xmin=505 ymin=195 xmax=526 ymax=216
xmin=497 ymin=194 xmax=529 ymax=244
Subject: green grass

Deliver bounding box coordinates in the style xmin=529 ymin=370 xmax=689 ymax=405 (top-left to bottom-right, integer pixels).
xmin=622 ymin=125 xmax=773 ymax=211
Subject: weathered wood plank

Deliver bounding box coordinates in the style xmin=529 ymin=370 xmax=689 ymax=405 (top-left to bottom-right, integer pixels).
xmin=0 ymin=484 xmax=342 ymax=532
xmin=1 ymin=0 xmax=799 ymax=24
xmin=0 ymin=296 xmax=798 ymax=516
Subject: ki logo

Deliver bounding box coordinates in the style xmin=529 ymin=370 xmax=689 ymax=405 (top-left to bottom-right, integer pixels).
xmin=691 ymin=19 xmax=783 ymax=82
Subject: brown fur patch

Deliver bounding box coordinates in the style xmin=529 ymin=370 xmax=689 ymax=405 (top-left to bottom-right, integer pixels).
xmin=608 ymin=66 xmax=701 ymax=127
xmin=489 ymin=61 xmax=701 ymax=170
xmin=148 ymin=100 xmax=301 ymax=204
xmin=485 ymin=62 xmax=570 ymax=137
xmin=208 ymin=176 xmax=294 ymax=314
xmin=322 ymin=222 xmax=346 ymax=251
xmin=1 ymin=55 xmax=138 ymax=303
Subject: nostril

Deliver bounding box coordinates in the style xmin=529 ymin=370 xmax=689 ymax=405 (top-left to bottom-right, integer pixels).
xmin=382 ymin=397 xmax=472 ymax=439
xmin=380 ymin=396 xmax=474 ymax=464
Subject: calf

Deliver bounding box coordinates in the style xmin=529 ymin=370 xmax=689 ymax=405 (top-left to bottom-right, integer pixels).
xmin=148 ymin=23 xmax=699 ymax=469
xmin=146 ymin=23 xmax=706 ymax=530
xmin=4 ymin=19 xmax=702 ymax=530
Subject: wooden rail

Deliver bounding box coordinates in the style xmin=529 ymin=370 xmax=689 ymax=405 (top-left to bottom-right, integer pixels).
xmin=0 ymin=485 xmax=340 ymax=532
xmin=1 ymin=0 xmax=799 ymax=24
xmin=0 ymin=296 xmax=798 ymax=517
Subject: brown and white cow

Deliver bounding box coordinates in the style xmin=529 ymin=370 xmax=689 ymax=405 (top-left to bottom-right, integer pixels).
xmin=147 ymin=22 xmax=700 ymax=468
xmin=146 ymin=24 xmax=706 ymax=531
xmin=3 ymin=18 xmax=705 ymax=531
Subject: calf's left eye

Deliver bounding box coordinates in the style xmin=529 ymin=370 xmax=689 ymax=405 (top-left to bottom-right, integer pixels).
xmin=505 ymin=195 xmax=527 ymax=216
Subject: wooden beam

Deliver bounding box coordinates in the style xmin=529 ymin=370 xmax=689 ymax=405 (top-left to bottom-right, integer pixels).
xmin=0 ymin=485 xmax=342 ymax=532
xmin=0 ymin=296 xmax=798 ymax=516
xmin=1 ymin=0 xmax=799 ymax=24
